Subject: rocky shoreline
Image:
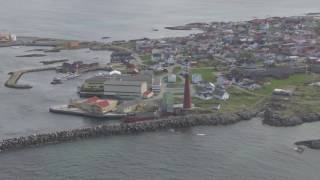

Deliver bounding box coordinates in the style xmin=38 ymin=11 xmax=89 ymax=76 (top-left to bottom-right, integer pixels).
xmin=295 ymin=139 xmax=320 ymax=149
xmin=0 ymin=109 xmax=259 ymax=153
xmin=263 ymin=108 xmax=320 ymax=127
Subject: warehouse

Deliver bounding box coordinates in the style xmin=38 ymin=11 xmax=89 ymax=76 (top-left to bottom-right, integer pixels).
xmin=79 ymin=74 xmax=150 ymax=99
xmin=103 ymin=80 xmax=147 ymax=99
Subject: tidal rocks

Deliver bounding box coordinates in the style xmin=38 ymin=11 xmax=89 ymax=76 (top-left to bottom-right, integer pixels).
xmin=295 ymin=139 xmax=320 ymax=150
xmin=263 ymin=108 xmax=303 ymax=126
xmin=16 ymin=54 xmax=46 ymax=58
xmin=263 ymin=108 xmax=320 ymax=127
xmin=165 ymin=26 xmax=192 ymax=30
xmin=300 ymin=113 xmax=320 ymax=123
xmin=40 ymin=59 xmax=68 ymax=65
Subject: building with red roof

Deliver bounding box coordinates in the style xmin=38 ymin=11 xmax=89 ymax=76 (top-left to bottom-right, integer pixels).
xmin=71 ymin=96 xmax=118 ymax=115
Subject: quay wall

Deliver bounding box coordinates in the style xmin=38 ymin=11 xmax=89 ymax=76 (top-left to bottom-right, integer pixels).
xmin=0 ymin=109 xmax=260 ymax=152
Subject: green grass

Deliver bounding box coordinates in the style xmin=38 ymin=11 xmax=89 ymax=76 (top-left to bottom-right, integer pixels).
xmin=255 ymin=74 xmax=317 ymax=96
xmin=174 ymin=73 xmax=320 ymax=113
xmin=192 ymin=86 xmax=262 ymax=112
xmin=173 ymin=66 xmax=181 ymax=74
xmin=140 ymin=54 xmax=154 ymax=65
xmin=191 ymin=68 xmax=216 ymax=82
xmin=192 ymin=74 xmax=317 ymax=112
xmin=115 ymin=41 xmax=136 ymax=50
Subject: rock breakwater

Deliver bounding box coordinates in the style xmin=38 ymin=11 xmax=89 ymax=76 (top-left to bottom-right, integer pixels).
xmin=0 ymin=110 xmax=259 ymax=152
xmin=263 ymin=108 xmax=320 ymax=127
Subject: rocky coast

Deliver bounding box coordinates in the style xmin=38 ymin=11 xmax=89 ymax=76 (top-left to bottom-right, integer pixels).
xmin=0 ymin=109 xmax=259 ymax=153
xmin=263 ymin=109 xmax=320 ymax=127
xmin=295 ymin=139 xmax=320 ymax=150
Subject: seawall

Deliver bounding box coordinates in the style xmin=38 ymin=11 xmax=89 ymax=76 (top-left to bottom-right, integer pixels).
xmin=0 ymin=109 xmax=260 ymax=152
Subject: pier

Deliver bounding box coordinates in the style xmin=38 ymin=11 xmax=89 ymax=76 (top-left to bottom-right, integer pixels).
xmin=0 ymin=109 xmax=260 ymax=152
xmin=49 ymin=105 xmax=126 ymax=118
xmin=5 ymin=66 xmax=58 ymax=89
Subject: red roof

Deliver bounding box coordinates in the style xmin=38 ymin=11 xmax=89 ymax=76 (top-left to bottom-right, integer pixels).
xmin=85 ymin=96 xmax=100 ymax=103
xmin=85 ymin=96 xmax=109 ymax=108
xmin=96 ymin=99 xmax=109 ymax=108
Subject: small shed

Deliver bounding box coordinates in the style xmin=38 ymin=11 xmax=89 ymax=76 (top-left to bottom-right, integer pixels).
xmin=167 ymin=74 xmax=177 ymax=83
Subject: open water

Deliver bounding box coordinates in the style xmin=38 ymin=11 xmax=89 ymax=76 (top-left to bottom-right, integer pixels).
xmin=1 ymin=0 xmax=320 ymax=179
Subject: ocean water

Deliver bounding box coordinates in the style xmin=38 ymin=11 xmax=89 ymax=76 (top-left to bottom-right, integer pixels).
xmin=1 ymin=0 xmax=320 ymax=179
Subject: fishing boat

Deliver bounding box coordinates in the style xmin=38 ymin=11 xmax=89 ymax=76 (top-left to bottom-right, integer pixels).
xmin=51 ymin=78 xmax=62 ymax=85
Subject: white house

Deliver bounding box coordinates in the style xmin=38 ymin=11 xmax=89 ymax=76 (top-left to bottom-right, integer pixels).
xmin=206 ymin=82 xmax=215 ymax=92
xmin=166 ymin=56 xmax=175 ymax=65
xmin=192 ymin=74 xmax=202 ymax=84
xmin=167 ymin=74 xmax=177 ymax=83
xmin=196 ymin=93 xmax=213 ymax=100
xmin=216 ymin=75 xmax=225 ymax=86
xmin=213 ymin=87 xmax=229 ymax=100
xmin=152 ymin=77 xmax=162 ymax=93
xmin=152 ymin=49 xmax=163 ymax=62
xmin=109 ymin=70 xmax=121 ymax=76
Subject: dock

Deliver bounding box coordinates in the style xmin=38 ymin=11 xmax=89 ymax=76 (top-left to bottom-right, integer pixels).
xmin=49 ymin=105 xmax=127 ymax=119
xmin=5 ymin=66 xmax=58 ymax=89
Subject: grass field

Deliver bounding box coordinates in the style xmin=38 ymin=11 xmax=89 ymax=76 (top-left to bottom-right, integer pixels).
xmin=173 ymin=66 xmax=181 ymax=74
xmin=192 ymin=73 xmax=320 ymax=112
xmin=255 ymin=74 xmax=318 ymax=96
xmin=192 ymin=86 xmax=262 ymax=112
xmin=140 ymin=54 xmax=154 ymax=65
xmin=191 ymin=68 xmax=216 ymax=82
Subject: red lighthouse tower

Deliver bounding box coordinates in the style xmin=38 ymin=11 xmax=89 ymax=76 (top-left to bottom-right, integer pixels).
xmin=183 ymin=59 xmax=192 ymax=109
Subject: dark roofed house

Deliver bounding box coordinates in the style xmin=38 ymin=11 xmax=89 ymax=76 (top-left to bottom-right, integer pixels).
xmin=213 ymin=86 xmax=229 ymax=100
xmin=110 ymin=51 xmax=133 ymax=63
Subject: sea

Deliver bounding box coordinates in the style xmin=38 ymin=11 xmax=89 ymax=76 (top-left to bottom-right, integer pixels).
xmin=1 ymin=0 xmax=320 ymax=179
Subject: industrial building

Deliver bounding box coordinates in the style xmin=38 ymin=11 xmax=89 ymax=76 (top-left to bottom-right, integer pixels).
xmin=79 ymin=72 xmax=153 ymax=99
xmin=103 ymin=80 xmax=147 ymax=99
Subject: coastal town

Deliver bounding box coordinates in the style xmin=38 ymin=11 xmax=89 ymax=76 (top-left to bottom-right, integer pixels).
xmin=2 ymin=14 xmax=320 ymax=151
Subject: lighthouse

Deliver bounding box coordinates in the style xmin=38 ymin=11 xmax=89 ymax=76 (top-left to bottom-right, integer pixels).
xmin=183 ymin=59 xmax=192 ymax=109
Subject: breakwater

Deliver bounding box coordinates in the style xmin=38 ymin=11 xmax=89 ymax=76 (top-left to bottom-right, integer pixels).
xmin=0 ymin=109 xmax=259 ymax=152
xmin=5 ymin=66 xmax=58 ymax=89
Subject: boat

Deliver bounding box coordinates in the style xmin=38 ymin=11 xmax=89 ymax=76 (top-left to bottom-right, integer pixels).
xmin=51 ymin=78 xmax=62 ymax=85
xmin=65 ymin=74 xmax=80 ymax=80
xmin=61 ymin=73 xmax=80 ymax=80
xmin=294 ymin=146 xmax=305 ymax=153
xmin=152 ymin=28 xmax=159 ymax=32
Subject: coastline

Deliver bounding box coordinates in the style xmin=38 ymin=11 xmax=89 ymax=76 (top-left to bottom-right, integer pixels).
xmin=2 ymin=14 xmax=320 ymax=152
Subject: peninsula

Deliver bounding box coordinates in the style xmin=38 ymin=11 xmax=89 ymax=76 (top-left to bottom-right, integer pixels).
xmin=2 ymin=14 xmax=320 ymax=152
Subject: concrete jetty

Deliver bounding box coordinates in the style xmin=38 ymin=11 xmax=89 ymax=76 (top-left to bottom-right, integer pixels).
xmin=5 ymin=66 xmax=58 ymax=89
xmin=49 ymin=105 xmax=126 ymax=118
xmin=0 ymin=109 xmax=260 ymax=152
